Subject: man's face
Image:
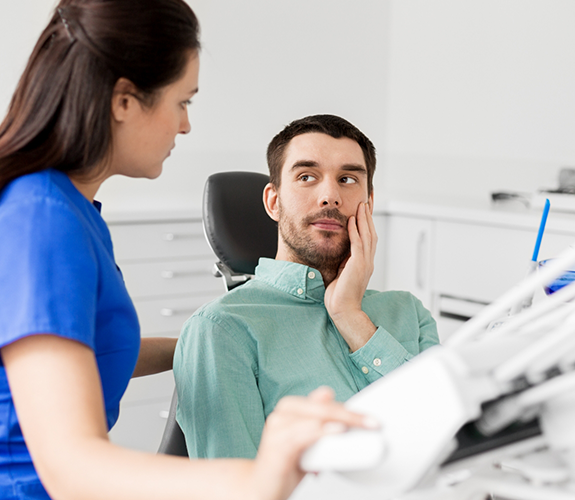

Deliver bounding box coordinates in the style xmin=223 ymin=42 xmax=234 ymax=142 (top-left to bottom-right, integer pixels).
xmin=264 ymin=132 xmax=373 ymax=271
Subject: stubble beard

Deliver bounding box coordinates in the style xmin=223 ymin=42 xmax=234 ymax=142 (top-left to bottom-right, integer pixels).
xmin=278 ymin=203 xmax=351 ymax=281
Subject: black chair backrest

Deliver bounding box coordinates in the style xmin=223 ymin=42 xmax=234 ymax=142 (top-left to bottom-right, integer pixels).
xmin=203 ymin=171 xmax=277 ymax=275
xmin=157 ymin=389 xmax=188 ymax=456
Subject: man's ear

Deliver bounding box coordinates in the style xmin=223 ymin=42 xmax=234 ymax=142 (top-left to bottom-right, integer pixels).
xmin=110 ymin=78 xmax=141 ymax=123
xmin=263 ymin=183 xmax=280 ymax=222
xmin=367 ymin=192 xmax=374 ymax=214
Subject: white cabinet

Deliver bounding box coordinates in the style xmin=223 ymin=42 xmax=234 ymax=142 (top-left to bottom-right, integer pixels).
xmin=434 ymin=221 xmax=574 ymax=304
xmin=382 ymin=215 xmax=434 ymax=310
xmin=106 ymin=216 xmax=223 ymax=452
xmin=381 ymin=203 xmax=575 ymax=342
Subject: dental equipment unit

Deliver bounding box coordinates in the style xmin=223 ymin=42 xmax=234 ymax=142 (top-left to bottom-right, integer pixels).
xmin=300 ymin=244 xmax=575 ymax=500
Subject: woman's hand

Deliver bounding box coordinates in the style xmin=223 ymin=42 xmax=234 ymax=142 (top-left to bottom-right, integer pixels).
xmin=251 ymin=386 xmax=378 ymax=500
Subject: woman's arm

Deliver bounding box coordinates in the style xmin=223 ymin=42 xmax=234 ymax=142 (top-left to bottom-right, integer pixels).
xmin=132 ymin=337 xmax=178 ymax=377
xmin=2 ymin=334 xmax=370 ymax=500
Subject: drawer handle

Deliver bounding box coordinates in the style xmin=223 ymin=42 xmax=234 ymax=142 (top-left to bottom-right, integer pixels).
xmin=416 ymin=231 xmax=426 ymax=290
xmin=162 ymin=232 xmax=201 ymax=241
xmin=160 ymin=308 xmax=196 ymax=317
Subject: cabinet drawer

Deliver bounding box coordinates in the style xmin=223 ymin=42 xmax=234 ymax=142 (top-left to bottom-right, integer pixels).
xmin=134 ymin=294 xmax=221 ymax=335
xmin=110 ymin=221 xmax=214 ymax=262
xmin=120 ymin=258 xmax=223 ymax=299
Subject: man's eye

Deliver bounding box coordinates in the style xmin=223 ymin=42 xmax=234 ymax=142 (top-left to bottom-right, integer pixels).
xmin=340 ymin=177 xmax=357 ymax=184
xmin=300 ymin=175 xmax=316 ymax=182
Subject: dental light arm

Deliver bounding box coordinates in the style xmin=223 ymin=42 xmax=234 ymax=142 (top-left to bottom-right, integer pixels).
xmin=300 ymin=244 xmax=575 ymax=500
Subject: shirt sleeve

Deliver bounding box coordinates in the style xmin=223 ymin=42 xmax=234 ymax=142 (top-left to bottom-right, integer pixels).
xmin=414 ymin=295 xmax=440 ymax=352
xmin=173 ymin=314 xmax=265 ymax=459
xmin=348 ymin=326 xmax=415 ymax=384
xmin=348 ymin=293 xmax=440 ymax=385
xmin=0 ymin=198 xmax=98 ymax=349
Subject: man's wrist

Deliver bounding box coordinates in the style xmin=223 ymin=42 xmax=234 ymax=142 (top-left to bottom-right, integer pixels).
xmin=331 ymin=310 xmax=377 ymax=352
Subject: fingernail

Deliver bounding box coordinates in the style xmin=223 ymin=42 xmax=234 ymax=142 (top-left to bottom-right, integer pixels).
xmin=362 ymin=416 xmax=380 ymax=429
xmin=323 ymin=422 xmax=347 ymax=434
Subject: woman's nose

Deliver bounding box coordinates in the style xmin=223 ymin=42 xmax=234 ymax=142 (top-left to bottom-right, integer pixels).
xmin=180 ymin=110 xmax=191 ymax=134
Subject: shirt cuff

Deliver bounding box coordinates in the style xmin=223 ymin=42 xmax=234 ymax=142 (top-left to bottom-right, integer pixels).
xmin=349 ymin=326 xmax=413 ymax=383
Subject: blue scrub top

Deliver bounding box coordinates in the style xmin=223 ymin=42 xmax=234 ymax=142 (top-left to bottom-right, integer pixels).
xmin=0 ymin=169 xmax=140 ymax=499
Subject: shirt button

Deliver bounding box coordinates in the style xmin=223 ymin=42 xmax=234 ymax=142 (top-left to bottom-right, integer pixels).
xmin=297 ymin=288 xmax=303 ymax=295
xmin=373 ymin=358 xmax=382 ymax=367
xmin=361 ymin=366 xmax=369 ymax=374
xmin=308 ymin=271 xmax=316 ymax=280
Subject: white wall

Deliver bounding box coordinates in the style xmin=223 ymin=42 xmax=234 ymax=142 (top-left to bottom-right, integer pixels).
xmin=0 ymin=3 xmax=57 ymax=113
xmin=381 ymin=0 xmax=575 ymax=201
xmin=0 ymin=1 xmax=390 ymax=213
xmin=4 ymin=1 xmax=575 ymax=210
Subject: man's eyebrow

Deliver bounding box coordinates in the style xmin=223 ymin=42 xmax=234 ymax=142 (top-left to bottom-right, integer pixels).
xmin=189 ymin=87 xmax=199 ymax=95
xmin=290 ymin=160 xmax=319 ymax=170
xmin=341 ymin=164 xmax=368 ymax=175
xmin=289 ymin=161 xmax=367 ymax=174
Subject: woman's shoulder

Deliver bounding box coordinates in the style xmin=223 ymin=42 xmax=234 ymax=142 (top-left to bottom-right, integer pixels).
xmin=1 ymin=169 xmax=75 ymax=209
xmin=0 ymin=171 xmax=112 ymax=266
xmin=1 ymin=169 xmax=104 ymax=237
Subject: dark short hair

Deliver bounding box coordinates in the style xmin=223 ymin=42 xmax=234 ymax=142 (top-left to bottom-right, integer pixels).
xmin=266 ymin=114 xmax=376 ymax=195
xmin=0 ymin=0 xmax=200 ymax=190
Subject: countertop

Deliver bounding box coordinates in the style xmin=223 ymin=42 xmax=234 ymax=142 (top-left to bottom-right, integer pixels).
xmin=102 ymin=207 xmax=203 ymax=224
xmin=376 ymin=194 xmax=575 ymax=235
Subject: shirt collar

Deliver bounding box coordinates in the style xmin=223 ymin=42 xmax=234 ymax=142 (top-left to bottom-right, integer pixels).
xmin=255 ymin=258 xmax=326 ymax=302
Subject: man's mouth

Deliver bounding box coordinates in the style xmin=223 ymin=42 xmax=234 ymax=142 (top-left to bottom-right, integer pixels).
xmin=304 ymin=208 xmax=348 ymax=232
xmin=310 ymin=218 xmax=344 ymax=231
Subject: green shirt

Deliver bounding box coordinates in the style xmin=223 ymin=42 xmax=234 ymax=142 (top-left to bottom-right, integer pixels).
xmin=174 ymin=258 xmax=439 ymax=459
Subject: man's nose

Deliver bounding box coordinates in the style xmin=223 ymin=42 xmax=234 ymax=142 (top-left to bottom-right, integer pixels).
xmin=319 ymin=180 xmax=342 ymax=207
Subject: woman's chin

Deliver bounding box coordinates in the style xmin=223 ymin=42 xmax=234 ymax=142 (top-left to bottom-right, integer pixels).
xmin=141 ymin=164 xmax=164 ymax=180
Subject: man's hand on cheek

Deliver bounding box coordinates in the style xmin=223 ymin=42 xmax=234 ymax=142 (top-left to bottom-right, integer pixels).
xmin=324 ymin=202 xmax=378 ymax=352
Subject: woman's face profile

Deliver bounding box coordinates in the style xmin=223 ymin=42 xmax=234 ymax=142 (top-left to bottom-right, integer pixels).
xmin=110 ymin=51 xmax=200 ymax=180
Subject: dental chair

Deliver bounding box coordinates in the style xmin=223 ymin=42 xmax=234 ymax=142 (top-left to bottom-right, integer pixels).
xmin=157 ymin=388 xmax=188 ymax=456
xmin=203 ymin=171 xmax=278 ymax=291
xmin=157 ymin=171 xmax=277 ymax=456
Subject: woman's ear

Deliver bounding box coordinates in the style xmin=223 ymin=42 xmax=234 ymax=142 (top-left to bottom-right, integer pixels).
xmin=263 ymin=183 xmax=280 ymax=222
xmin=110 ymin=78 xmax=141 ymax=123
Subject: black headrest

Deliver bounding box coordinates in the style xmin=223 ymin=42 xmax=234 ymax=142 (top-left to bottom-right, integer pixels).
xmin=202 ymin=171 xmax=278 ymax=275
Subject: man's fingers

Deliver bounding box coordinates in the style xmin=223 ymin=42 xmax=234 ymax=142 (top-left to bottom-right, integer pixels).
xmin=364 ymin=202 xmax=378 ymax=257
xmin=356 ymin=202 xmax=373 ymax=256
xmin=347 ymin=215 xmax=360 ymax=252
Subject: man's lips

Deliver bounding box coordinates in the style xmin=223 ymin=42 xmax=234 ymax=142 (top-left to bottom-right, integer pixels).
xmin=311 ymin=219 xmax=344 ymax=231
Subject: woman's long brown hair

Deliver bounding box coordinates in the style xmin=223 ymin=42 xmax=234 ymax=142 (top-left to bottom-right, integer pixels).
xmin=0 ymin=0 xmax=200 ymax=191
